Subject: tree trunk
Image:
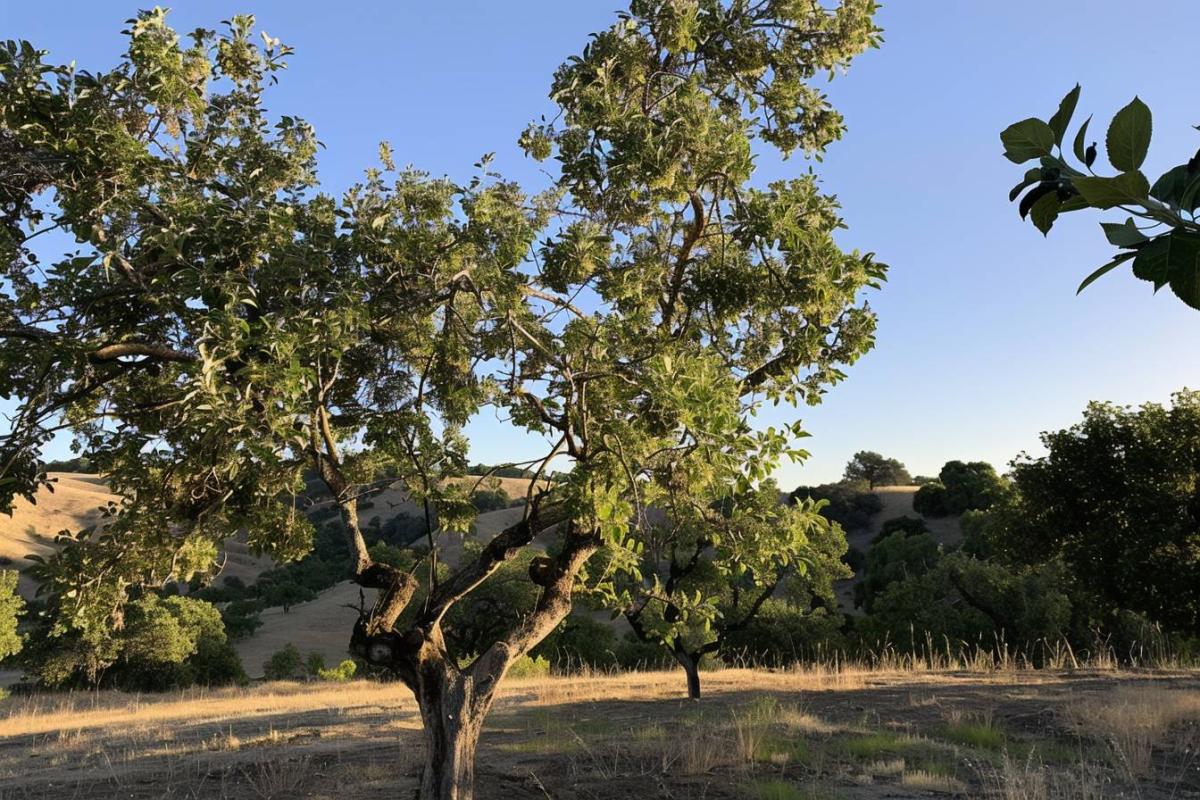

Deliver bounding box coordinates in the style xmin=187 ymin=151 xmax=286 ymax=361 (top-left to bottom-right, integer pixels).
xmin=674 ymin=650 xmax=702 ymax=699
xmin=416 ymin=676 xmax=485 ymax=800
xmin=407 ymin=642 xmax=497 ymax=800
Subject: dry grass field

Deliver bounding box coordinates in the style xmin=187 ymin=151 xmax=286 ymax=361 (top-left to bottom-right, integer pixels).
xmin=2 ymin=665 xmax=1198 ymax=799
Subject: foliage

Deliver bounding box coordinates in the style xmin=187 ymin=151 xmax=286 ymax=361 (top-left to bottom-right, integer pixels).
xmin=854 ymin=531 xmax=940 ymax=612
xmin=0 ymin=570 xmax=24 ymax=660
xmin=505 ymin=653 xmax=550 ymax=680
xmin=912 ymin=481 xmax=950 ymax=517
xmin=912 ymin=461 xmax=1006 ymax=518
xmin=1002 ymin=85 xmax=1200 ymax=308
xmin=317 ymin=658 xmax=357 ymax=682
xmin=870 ymin=515 xmax=928 ymax=545
xmin=790 ymin=481 xmax=882 ymax=531
xmin=843 ymin=451 xmax=911 ymax=489
xmin=983 ymin=392 xmax=1200 ymax=635
xmin=22 ymin=592 xmax=246 ymax=689
xmin=263 ymin=642 xmax=303 ymax=681
xmin=617 ymin=481 xmax=852 ymax=693
xmin=721 ymin=600 xmax=846 ymax=666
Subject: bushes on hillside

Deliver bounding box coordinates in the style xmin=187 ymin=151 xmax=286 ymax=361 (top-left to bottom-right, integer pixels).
xmin=870 ymin=515 xmax=928 ymax=545
xmin=790 ymin=483 xmax=882 ymax=531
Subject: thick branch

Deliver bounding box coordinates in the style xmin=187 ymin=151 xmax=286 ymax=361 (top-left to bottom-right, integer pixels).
xmin=88 ymin=342 xmax=195 ymax=363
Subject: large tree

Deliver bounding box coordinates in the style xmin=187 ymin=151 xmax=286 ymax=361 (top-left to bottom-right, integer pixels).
xmin=0 ymin=4 xmax=883 ymax=798
xmin=983 ymin=392 xmax=1200 ymax=636
xmin=1002 ymin=85 xmax=1200 ymax=309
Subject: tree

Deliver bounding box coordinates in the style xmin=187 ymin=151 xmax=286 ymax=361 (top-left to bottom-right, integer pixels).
xmin=0 ymin=570 xmax=24 ymax=661
xmin=1002 ymin=85 xmax=1200 ymax=309
xmin=843 ymin=451 xmax=911 ymax=489
xmin=0 ymin=5 xmax=883 ymax=797
xmin=913 ymin=460 xmax=1006 ymax=518
xmin=790 ymin=482 xmax=882 ymax=531
xmin=983 ymin=392 xmax=1200 ymax=635
xmin=617 ymin=482 xmax=850 ymax=698
xmin=263 ymin=643 xmax=303 ymax=681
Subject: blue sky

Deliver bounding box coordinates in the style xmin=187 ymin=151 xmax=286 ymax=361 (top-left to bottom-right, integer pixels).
xmin=3 ymin=1 xmax=1198 ymax=486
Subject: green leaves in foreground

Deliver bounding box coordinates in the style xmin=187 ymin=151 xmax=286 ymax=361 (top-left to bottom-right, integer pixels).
xmin=1003 ymin=85 xmax=1200 ymax=309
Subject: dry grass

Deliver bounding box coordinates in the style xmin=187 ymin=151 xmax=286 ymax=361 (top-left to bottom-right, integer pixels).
xmin=1066 ymin=683 xmax=1200 ymax=777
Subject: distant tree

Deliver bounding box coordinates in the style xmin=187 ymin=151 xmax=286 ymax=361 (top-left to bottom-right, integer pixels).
xmin=263 ymin=643 xmax=303 ymax=681
xmin=0 ymin=570 xmax=24 ymax=660
xmin=912 ymin=461 xmax=1006 ymax=518
xmin=469 ymin=489 xmax=510 ymax=513
xmin=912 ymin=482 xmax=951 ymax=517
xmin=985 ymin=392 xmax=1200 ymax=635
xmin=1003 ymin=85 xmax=1200 ymax=309
xmin=854 ymin=531 xmax=940 ymax=612
xmin=618 ymin=483 xmax=850 ymax=699
xmin=843 ymin=451 xmax=911 ymax=489
xmin=790 ymin=483 xmax=883 ymax=531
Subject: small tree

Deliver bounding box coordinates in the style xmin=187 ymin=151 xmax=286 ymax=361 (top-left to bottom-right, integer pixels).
xmin=263 ymin=643 xmax=303 ymax=681
xmin=618 ymin=483 xmax=850 ymax=698
xmin=843 ymin=451 xmax=911 ymax=489
xmin=1002 ymin=85 xmax=1200 ymax=308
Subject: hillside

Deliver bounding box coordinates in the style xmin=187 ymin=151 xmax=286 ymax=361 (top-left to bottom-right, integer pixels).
xmin=834 ymin=486 xmax=963 ymax=613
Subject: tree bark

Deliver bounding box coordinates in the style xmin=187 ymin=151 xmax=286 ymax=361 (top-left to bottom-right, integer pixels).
xmin=674 ymin=650 xmax=702 ymax=700
xmin=414 ymin=660 xmax=490 ymax=800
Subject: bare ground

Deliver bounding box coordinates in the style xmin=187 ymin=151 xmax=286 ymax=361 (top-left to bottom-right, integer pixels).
xmin=2 ymin=667 xmax=1198 ymax=799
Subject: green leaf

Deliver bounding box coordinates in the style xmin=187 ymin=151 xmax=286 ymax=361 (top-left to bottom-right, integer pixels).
xmin=1029 ymin=192 xmax=1060 ymax=235
xmin=1076 ymin=252 xmax=1135 ymax=295
xmin=1001 ymin=118 xmax=1056 ymax=164
xmin=1165 ymin=230 xmax=1200 ymax=309
xmin=1072 ymin=115 xmax=1092 ymax=163
xmin=1106 ymin=97 xmax=1152 ymax=171
xmin=1132 ymin=234 xmax=1172 ymax=288
xmin=1047 ymin=84 xmax=1080 ymax=146
xmin=1009 ymin=167 xmax=1043 ymax=202
xmin=1072 ymin=171 xmax=1150 ymax=209
xmin=1150 ymin=165 xmax=1190 ymax=205
xmin=1100 ymin=218 xmax=1147 ymax=247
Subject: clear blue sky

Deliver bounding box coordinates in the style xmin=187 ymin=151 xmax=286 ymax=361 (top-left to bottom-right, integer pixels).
xmin=4 ymin=1 xmax=1198 ymax=486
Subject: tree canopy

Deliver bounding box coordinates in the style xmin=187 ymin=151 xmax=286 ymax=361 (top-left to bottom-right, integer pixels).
xmin=842 ymin=450 xmax=910 ymax=489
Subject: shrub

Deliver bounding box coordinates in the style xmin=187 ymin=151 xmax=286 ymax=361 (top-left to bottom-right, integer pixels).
xmin=912 ymin=481 xmax=950 ymax=517
xmin=263 ymin=643 xmax=303 ymax=681
xmin=539 ymin=615 xmax=619 ymax=670
xmin=870 ymin=515 xmax=929 ymax=545
xmin=506 ymin=653 xmax=550 ymax=679
xmin=317 ymin=659 xmax=357 ymax=682
xmin=471 ymin=489 xmax=510 ymax=513
xmin=305 ymin=651 xmax=326 ymax=678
